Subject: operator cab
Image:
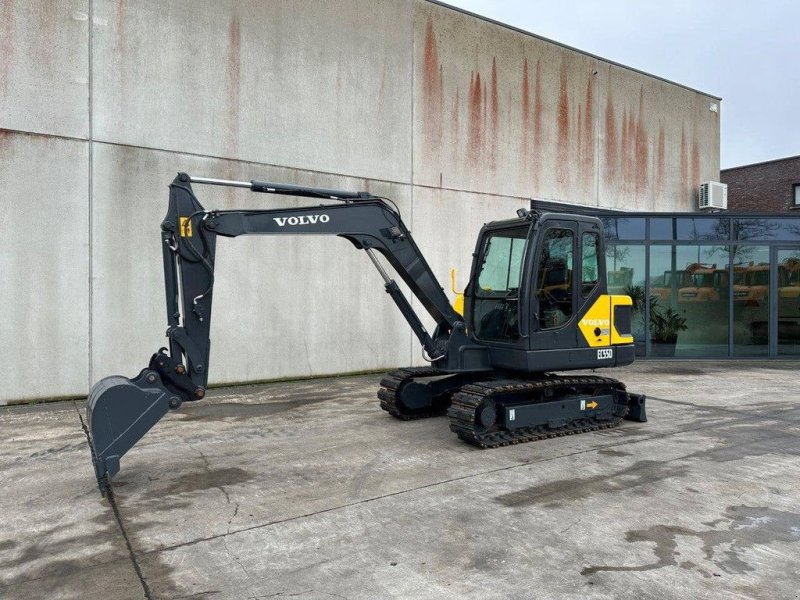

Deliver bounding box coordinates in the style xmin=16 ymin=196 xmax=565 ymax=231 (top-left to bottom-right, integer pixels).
xmin=463 ymin=212 xmax=629 ymax=372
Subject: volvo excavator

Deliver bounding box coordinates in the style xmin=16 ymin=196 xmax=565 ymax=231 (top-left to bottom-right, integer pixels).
xmin=86 ymin=173 xmax=647 ymax=494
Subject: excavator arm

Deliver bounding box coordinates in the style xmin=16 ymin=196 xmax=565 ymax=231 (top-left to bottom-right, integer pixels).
xmin=87 ymin=173 xmax=466 ymax=494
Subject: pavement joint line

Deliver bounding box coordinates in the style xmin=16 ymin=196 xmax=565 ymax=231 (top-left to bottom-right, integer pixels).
xmin=71 ymin=399 xmax=154 ymax=600
xmin=131 ymin=399 xmax=792 ymax=559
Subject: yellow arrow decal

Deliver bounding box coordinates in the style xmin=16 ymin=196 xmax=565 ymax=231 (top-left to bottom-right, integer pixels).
xmin=586 ymin=400 xmax=599 ymax=409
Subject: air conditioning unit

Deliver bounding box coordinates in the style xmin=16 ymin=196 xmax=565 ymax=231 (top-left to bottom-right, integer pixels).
xmin=698 ymin=181 xmax=728 ymax=210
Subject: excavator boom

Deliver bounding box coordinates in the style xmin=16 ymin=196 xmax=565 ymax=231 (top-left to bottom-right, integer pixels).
xmin=87 ymin=173 xmax=473 ymax=493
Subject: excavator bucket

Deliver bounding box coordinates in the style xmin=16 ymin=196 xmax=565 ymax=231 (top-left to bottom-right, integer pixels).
xmin=85 ymin=369 xmax=175 ymax=495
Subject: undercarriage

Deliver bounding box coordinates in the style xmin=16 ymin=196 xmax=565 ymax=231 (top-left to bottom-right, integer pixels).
xmin=378 ymin=368 xmax=647 ymax=447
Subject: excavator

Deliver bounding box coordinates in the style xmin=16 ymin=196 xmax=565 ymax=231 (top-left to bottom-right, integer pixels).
xmin=86 ymin=173 xmax=647 ymax=495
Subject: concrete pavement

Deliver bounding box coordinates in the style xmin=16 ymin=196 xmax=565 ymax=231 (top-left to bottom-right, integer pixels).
xmin=1 ymin=361 xmax=798 ymax=599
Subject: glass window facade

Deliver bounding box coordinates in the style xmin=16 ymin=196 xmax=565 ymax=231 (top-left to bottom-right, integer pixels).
xmin=649 ymin=245 xmax=729 ymax=357
xmin=606 ymin=244 xmax=646 ymax=356
xmin=598 ymin=213 xmax=800 ymax=359
xmin=602 ymin=217 xmax=646 ymax=241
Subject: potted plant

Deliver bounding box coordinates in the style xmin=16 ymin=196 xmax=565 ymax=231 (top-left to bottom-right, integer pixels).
xmin=649 ymin=296 xmax=688 ymax=357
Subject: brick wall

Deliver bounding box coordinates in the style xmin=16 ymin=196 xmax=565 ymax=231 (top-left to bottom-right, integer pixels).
xmin=721 ymin=155 xmax=800 ymax=213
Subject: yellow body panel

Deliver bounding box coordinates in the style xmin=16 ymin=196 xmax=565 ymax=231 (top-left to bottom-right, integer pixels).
xmin=450 ymin=268 xmax=465 ymax=316
xmin=610 ymin=295 xmax=635 ymax=345
xmin=453 ymin=293 xmax=464 ymax=316
xmin=578 ymin=294 xmax=634 ymax=347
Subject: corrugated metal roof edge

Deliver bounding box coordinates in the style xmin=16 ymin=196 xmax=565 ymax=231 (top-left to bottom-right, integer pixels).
xmin=427 ymin=0 xmax=723 ymax=102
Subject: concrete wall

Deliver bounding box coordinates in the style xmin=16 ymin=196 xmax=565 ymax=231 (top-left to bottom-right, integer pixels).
xmin=0 ymin=0 xmax=721 ymax=402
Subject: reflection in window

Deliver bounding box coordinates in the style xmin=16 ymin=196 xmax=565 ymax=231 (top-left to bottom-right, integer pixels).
xmin=650 ymin=218 xmax=674 ymax=240
xmin=649 ymin=245 xmax=728 ymax=357
xmin=733 ymin=246 xmax=770 ymax=356
xmin=473 ymin=227 xmax=528 ymax=342
xmin=778 ymin=249 xmax=800 ymax=355
xmin=675 ymin=218 xmax=730 ymax=241
xmin=602 ymin=217 xmax=646 ymax=241
xmin=734 ymin=219 xmax=800 ymax=241
xmin=606 ymin=244 xmax=646 ymax=356
xmin=477 ymin=234 xmax=526 ymax=293
xmin=581 ymin=233 xmax=599 ymax=296
xmin=537 ymin=228 xmax=574 ymax=329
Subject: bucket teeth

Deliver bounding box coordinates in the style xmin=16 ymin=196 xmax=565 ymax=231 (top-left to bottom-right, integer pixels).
xmin=85 ymin=370 xmax=173 ymax=494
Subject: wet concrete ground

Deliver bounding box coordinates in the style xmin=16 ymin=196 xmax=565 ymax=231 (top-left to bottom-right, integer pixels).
xmin=1 ymin=361 xmax=799 ymax=599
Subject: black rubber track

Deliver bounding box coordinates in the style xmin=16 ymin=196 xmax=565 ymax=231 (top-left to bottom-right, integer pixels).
xmin=447 ymin=375 xmax=629 ymax=448
xmin=377 ymin=366 xmax=449 ymax=420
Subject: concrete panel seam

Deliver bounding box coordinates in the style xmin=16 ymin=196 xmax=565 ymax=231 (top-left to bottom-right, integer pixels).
xmin=410 ymin=3 xmax=416 ymax=367
xmin=88 ymin=0 xmax=94 ymax=388
xmin=0 ymin=127 xmax=89 ymax=143
xmin=90 ymin=139 xmax=412 ymax=189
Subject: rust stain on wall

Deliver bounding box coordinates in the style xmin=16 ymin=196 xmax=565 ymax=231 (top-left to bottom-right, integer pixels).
xmin=626 ymin=109 xmax=636 ymax=192
xmin=691 ymin=138 xmax=701 ymax=191
xmin=1 ymin=0 xmax=16 ymax=93
xmin=468 ymin=71 xmax=483 ymax=167
xmin=582 ymin=77 xmax=594 ymax=189
xmin=489 ymin=57 xmax=498 ymax=171
xmin=532 ymin=59 xmax=543 ymax=186
xmin=521 ymin=58 xmax=530 ymax=132
xmin=423 ymin=19 xmax=439 ymax=96
xmin=620 ymin=107 xmax=629 ymax=187
xmin=556 ymin=62 xmax=569 ymax=185
xmin=422 ymin=18 xmax=443 ymax=152
xmin=604 ymin=92 xmax=618 ymax=184
xmin=226 ymin=17 xmax=242 ymax=155
xmin=451 ymin=88 xmax=460 ymax=162
xmin=656 ymin=124 xmax=666 ymax=197
xmin=520 ymin=58 xmax=530 ymax=168
xmin=577 ymin=105 xmax=582 ymax=166
xmin=634 ymin=87 xmax=649 ymax=196
xmin=482 ymin=80 xmax=487 ymax=142
xmin=116 ymin=0 xmax=126 ymax=48
xmin=680 ymin=124 xmax=688 ymax=190
xmin=115 ymin=1 xmax=128 ymax=89
xmin=37 ymin=2 xmax=59 ymax=67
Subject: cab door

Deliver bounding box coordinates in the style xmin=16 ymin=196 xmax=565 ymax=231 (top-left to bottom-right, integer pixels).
xmin=467 ymin=223 xmax=531 ymax=350
xmin=528 ymin=216 xmax=606 ymax=351
xmin=529 ymin=218 xmax=579 ymax=350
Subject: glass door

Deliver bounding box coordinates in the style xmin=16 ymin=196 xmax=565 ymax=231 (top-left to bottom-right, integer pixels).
xmin=775 ymin=247 xmax=800 ymax=356
xmin=732 ymin=246 xmax=770 ymax=356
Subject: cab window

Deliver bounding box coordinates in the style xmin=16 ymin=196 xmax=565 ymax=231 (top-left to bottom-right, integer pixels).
xmin=581 ymin=232 xmax=599 ymax=296
xmin=536 ymin=228 xmax=574 ymax=329
xmin=473 ymin=227 xmax=528 ymax=342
